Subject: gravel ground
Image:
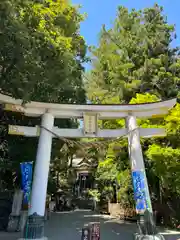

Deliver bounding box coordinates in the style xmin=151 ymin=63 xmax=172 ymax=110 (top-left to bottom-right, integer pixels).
xmin=0 ymin=210 xmax=180 ymax=240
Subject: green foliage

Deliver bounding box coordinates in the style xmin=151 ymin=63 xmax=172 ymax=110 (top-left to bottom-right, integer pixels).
xmin=165 ymin=103 xmax=180 ymax=145
xmin=117 ymin=169 xmax=133 ymax=206
xmin=86 ymin=4 xmax=180 ymax=226
xmin=0 ymin=0 xmax=86 ymax=102
xmin=147 ymin=144 xmax=180 ymax=195
xmin=88 ymin=189 xmax=100 ymax=202
xmin=86 ymin=4 xmax=179 ymax=104
xmin=130 ymin=93 xmax=159 ymax=104
xmin=0 ymin=0 xmax=87 ymax=190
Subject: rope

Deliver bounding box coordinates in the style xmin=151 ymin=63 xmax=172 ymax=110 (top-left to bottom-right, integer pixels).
xmin=39 ymin=125 xmax=139 ymax=149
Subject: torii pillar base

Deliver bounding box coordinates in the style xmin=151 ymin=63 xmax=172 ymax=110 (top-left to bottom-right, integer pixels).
xmin=22 ymin=213 xmax=45 ymax=238
xmin=134 ymin=234 xmax=165 ymax=240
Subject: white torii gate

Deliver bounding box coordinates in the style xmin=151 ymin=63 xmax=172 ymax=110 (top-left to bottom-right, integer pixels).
xmin=0 ymin=93 xmax=176 ymax=240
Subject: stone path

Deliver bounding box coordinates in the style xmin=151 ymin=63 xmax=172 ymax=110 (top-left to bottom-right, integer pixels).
xmin=46 ymin=210 xmax=136 ymax=240
xmin=1 ymin=210 xmax=180 ymax=240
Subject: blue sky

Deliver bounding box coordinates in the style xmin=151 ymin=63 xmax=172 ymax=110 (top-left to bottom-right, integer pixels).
xmin=72 ymin=0 xmax=180 ymax=51
xmin=71 ymin=1 xmax=180 ymax=125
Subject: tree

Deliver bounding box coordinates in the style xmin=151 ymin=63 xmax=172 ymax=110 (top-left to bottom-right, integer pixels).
xmin=86 ymin=4 xmax=180 ymax=104
xmin=86 ymin=4 xmax=180 ymax=227
xmin=0 ymin=0 xmax=87 ymax=103
xmin=0 ymin=0 xmax=87 ymax=190
xmin=48 ymin=142 xmax=81 ymax=194
xmin=131 ymin=93 xmax=180 ymax=227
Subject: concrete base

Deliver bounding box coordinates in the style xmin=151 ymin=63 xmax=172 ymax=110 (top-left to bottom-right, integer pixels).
xmin=134 ymin=233 xmax=165 ymax=240
xmin=23 ymin=212 xmax=45 ymax=239
xmin=7 ymin=215 xmax=20 ymax=232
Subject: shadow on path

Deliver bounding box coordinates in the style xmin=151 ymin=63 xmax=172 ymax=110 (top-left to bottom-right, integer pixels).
xmin=46 ymin=210 xmax=180 ymax=240
xmin=46 ymin=210 xmax=135 ymax=240
xmin=0 ymin=210 xmax=180 ymax=240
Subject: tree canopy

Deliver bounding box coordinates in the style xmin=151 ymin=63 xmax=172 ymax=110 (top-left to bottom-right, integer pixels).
xmin=86 ymin=4 xmax=180 ymax=103
xmin=0 ymin=0 xmax=87 ymax=103
xmin=0 ymin=0 xmax=87 ymax=190
xmin=86 ymin=4 xmax=180 ymax=227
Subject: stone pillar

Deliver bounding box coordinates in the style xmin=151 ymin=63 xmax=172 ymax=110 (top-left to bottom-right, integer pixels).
xmin=7 ymin=190 xmax=23 ymax=232
xmin=126 ymin=115 xmax=164 ymax=240
xmin=23 ymin=113 xmax=54 ymax=240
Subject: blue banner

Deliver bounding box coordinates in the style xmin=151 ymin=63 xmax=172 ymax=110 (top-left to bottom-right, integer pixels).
xmin=20 ymin=162 xmax=33 ymax=205
xmin=132 ymin=170 xmax=149 ymax=213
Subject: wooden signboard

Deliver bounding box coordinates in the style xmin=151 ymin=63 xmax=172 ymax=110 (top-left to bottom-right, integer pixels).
xmin=91 ymin=223 xmax=100 ymax=240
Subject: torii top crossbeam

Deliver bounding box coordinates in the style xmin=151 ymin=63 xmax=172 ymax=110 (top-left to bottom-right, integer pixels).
xmin=0 ymin=93 xmax=176 ymax=119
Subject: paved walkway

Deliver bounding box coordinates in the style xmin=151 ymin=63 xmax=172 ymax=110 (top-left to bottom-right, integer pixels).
xmin=46 ymin=210 xmax=136 ymax=240
xmin=1 ymin=210 xmax=180 ymax=240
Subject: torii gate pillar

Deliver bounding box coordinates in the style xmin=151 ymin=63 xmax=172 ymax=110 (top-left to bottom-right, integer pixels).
xmin=24 ymin=113 xmax=54 ymax=239
xmin=126 ymin=115 xmax=152 ymax=212
xmin=29 ymin=113 xmax=54 ymax=216
xmin=126 ymin=115 xmax=164 ymax=240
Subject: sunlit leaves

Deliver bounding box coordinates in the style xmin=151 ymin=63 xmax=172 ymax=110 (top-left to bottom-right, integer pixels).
xmin=86 ymin=4 xmax=180 ymax=214
xmin=86 ymin=4 xmax=179 ymax=103
xmin=0 ymin=0 xmax=87 ymax=190
xmin=0 ymin=0 xmax=87 ymax=103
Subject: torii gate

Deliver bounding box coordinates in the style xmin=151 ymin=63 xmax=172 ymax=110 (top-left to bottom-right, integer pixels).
xmin=0 ymin=93 xmax=176 ymax=240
